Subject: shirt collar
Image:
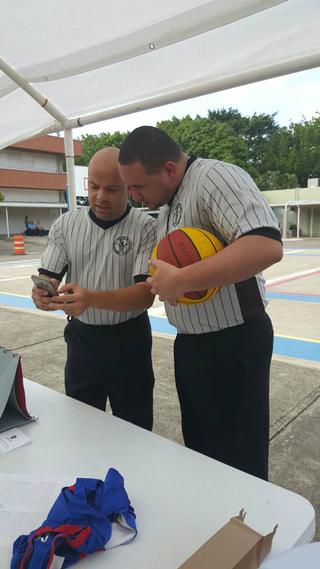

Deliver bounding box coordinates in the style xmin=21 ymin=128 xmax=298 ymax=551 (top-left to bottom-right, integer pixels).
xmin=89 ymin=203 xmax=131 ymax=229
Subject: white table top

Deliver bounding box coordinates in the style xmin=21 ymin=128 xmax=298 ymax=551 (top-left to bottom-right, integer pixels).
xmin=0 ymin=380 xmax=315 ymax=568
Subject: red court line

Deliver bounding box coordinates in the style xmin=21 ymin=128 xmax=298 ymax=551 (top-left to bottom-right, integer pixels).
xmin=266 ymin=268 xmax=320 ymax=289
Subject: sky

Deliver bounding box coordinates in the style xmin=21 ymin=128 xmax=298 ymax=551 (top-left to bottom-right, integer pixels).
xmin=73 ymin=67 xmax=320 ymax=138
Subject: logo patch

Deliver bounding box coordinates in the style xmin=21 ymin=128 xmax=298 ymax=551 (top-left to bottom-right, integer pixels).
xmin=113 ymin=236 xmax=132 ymax=255
xmin=172 ymin=203 xmax=183 ymax=226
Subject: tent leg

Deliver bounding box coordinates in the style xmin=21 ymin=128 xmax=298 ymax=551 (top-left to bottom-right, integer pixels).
xmin=282 ymin=205 xmax=288 ymax=239
xmin=5 ymin=207 xmax=10 ymax=238
xmin=64 ymin=129 xmax=77 ymax=211
xmin=297 ymin=206 xmax=300 ymax=238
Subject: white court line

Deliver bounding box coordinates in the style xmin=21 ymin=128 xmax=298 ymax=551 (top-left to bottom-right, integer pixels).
xmin=283 ymin=249 xmax=305 ymax=255
xmin=276 ymin=333 xmax=320 ymax=344
xmin=0 ymin=263 xmax=39 ymax=270
xmin=0 ymin=291 xmax=32 ymax=298
xmin=266 ymin=267 xmax=320 ymax=287
xmin=0 ymin=276 xmax=31 ymax=282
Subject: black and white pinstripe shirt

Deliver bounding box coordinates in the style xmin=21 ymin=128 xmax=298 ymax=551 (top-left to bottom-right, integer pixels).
xmin=39 ymin=206 xmax=156 ymax=325
xmin=157 ymin=157 xmax=281 ymax=334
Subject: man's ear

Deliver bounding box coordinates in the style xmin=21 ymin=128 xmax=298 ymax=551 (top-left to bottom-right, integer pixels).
xmin=163 ymin=161 xmax=177 ymax=180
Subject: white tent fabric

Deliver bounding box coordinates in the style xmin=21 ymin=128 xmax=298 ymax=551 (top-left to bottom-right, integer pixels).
xmin=0 ymin=0 xmax=320 ymax=150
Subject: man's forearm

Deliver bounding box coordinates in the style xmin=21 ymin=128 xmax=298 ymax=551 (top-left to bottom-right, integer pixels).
xmin=87 ymin=283 xmax=154 ymax=312
xmin=179 ymin=235 xmax=283 ymax=292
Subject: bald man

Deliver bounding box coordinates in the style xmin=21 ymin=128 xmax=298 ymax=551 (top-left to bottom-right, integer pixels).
xmin=32 ymin=148 xmax=156 ymax=430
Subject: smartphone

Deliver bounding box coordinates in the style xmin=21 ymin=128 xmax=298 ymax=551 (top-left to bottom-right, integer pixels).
xmin=31 ymin=275 xmax=57 ymax=297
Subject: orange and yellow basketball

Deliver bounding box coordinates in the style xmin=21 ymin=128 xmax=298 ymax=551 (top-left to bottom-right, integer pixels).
xmin=150 ymin=227 xmax=224 ymax=304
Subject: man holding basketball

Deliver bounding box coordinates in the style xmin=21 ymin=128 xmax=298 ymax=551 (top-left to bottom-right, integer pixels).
xmin=119 ymin=126 xmax=283 ymax=480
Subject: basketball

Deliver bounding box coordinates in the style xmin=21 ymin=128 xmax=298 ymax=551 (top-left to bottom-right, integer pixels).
xmin=150 ymin=227 xmax=224 ymax=304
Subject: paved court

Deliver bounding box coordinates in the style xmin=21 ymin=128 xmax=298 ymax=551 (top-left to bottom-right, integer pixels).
xmin=0 ymin=236 xmax=319 ymax=360
xmin=0 ymin=235 xmax=320 ymax=539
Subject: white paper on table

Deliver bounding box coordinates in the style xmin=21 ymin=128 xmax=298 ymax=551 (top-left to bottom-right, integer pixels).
xmin=0 ymin=473 xmax=71 ymax=546
xmin=0 ymin=428 xmax=31 ymax=454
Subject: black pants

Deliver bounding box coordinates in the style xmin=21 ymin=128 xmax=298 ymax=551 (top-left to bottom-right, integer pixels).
xmin=64 ymin=312 xmax=155 ymax=430
xmin=174 ymin=311 xmax=273 ymax=480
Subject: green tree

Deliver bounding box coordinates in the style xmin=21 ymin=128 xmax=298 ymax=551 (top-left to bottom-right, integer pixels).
xmin=288 ymin=115 xmax=320 ymax=186
xmin=260 ymin=115 xmax=320 ymax=188
xmin=207 ymin=108 xmax=246 ymax=135
xmin=74 ymin=109 xmax=320 ymax=191
xmin=256 ymin=171 xmax=298 ymax=192
xmin=208 ymin=108 xmax=280 ymax=169
xmin=157 ymin=113 xmax=248 ymax=169
xmin=244 ymin=113 xmax=280 ymax=168
xmin=75 ymin=131 xmax=128 ymax=165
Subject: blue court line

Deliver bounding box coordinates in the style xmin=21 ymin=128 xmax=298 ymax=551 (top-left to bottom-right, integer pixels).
xmin=0 ymin=293 xmax=35 ymax=310
xmin=0 ymin=294 xmax=319 ymax=362
xmin=0 ymin=293 xmax=64 ymax=315
xmin=149 ymin=316 xmax=320 ymax=363
xmin=149 ymin=315 xmax=177 ymax=336
xmin=273 ymin=336 xmax=320 ymax=362
xmin=267 ymin=292 xmax=320 ymax=303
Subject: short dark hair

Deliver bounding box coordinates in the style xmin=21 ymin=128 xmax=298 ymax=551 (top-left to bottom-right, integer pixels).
xmin=119 ymin=126 xmax=182 ymax=173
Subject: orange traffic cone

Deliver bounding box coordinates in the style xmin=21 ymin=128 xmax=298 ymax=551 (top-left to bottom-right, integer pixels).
xmin=13 ymin=234 xmax=26 ymax=255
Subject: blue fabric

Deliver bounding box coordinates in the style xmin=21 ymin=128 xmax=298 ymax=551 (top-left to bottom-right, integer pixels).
xmin=11 ymin=468 xmax=137 ymax=568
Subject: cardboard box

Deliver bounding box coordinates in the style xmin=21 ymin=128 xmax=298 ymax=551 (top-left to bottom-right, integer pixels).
xmin=177 ymin=510 xmax=277 ymax=569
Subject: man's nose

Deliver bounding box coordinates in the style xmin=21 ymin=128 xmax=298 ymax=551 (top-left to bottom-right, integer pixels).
xmin=96 ymin=189 xmax=109 ymax=203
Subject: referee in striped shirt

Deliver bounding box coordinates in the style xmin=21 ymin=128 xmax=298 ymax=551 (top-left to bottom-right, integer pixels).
xmin=119 ymin=126 xmax=283 ymax=480
xmin=32 ymin=147 xmax=156 ymax=430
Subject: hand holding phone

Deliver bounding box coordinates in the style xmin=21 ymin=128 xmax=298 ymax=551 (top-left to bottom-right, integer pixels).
xmin=31 ymin=275 xmax=57 ymax=297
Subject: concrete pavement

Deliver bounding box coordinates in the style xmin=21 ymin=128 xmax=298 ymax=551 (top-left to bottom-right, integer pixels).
xmin=0 ymin=234 xmax=319 ymax=540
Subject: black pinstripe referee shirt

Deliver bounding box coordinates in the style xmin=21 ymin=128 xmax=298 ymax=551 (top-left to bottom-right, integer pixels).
xmin=157 ymin=157 xmax=282 ymax=334
xmin=39 ymin=205 xmax=156 ymax=325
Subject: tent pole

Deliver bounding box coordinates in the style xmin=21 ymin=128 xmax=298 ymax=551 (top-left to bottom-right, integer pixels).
xmin=64 ymin=129 xmax=77 ymax=211
xmin=5 ymin=207 xmax=10 ymax=238
xmin=0 ymin=57 xmax=66 ymax=127
xmin=283 ymin=203 xmax=289 ymax=239
xmin=0 ymin=58 xmax=77 ymax=211
xmin=297 ymin=206 xmax=301 ymax=238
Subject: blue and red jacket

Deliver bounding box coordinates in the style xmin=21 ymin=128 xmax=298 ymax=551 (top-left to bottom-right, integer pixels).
xmin=11 ymin=468 xmax=137 ymax=568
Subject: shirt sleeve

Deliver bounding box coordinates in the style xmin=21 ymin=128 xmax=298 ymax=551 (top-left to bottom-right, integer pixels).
xmin=133 ymin=215 xmax=157 ymax=278
xmin=199 ymin=161 xmax=280 ymax=244
xmin=38 ymin=214 xmax=69 ymax=275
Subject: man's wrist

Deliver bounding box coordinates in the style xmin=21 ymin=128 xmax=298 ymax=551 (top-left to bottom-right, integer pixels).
xmin=177 ymin=267 xmax=189 ymax=297
xmin=87 ymin=289 xmax=110 ymax=310
xmin=86 ymin=289 xmax=96 ymax=309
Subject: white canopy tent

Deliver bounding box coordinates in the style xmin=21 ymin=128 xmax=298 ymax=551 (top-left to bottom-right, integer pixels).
xmin=1 ymin=0 xmax=320 ymax=210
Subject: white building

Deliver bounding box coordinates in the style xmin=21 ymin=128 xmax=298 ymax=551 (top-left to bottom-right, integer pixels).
xmin=263 ymin=180 xmax=320 ymax=239
xmin=0 ymin=135 xmax=83 ymax=237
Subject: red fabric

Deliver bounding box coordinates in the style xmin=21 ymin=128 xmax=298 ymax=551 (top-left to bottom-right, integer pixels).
xmin=14 ymin=359 xmax=31 ymax=418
